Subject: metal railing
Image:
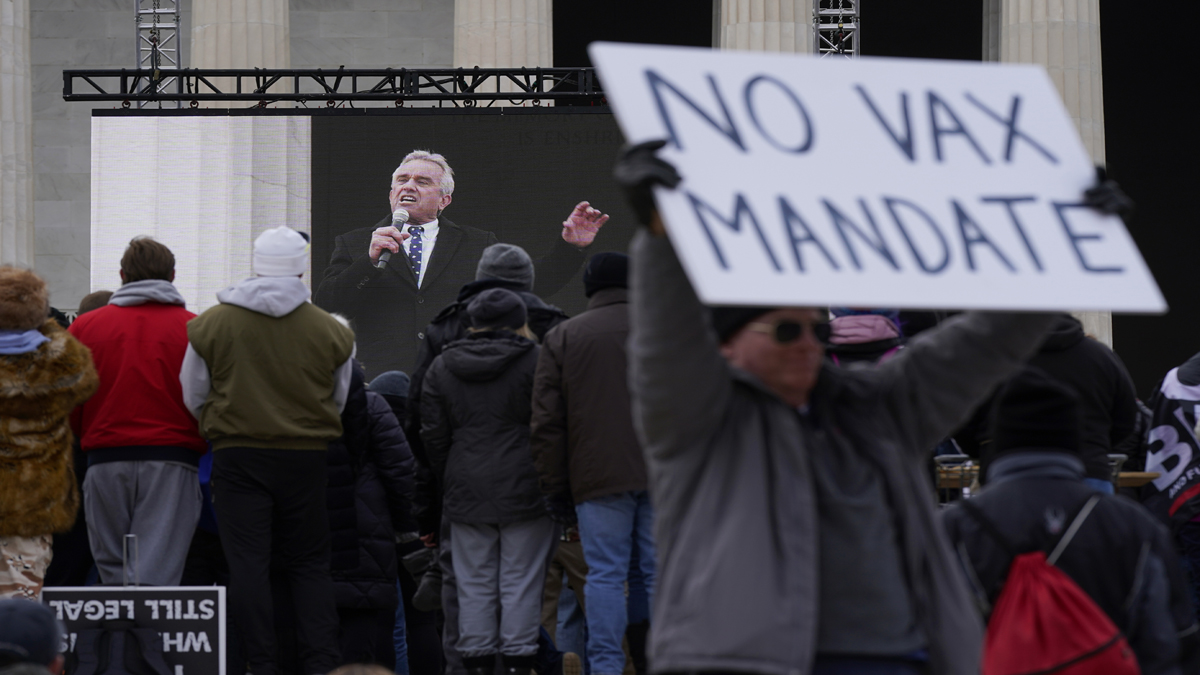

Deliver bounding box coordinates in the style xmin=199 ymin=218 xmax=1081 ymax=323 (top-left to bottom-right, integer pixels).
xmin=62 ymin=67 xmax=606 ymax=107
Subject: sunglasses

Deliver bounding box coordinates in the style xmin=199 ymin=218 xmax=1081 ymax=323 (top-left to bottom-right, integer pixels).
xmin=745 ymin=319 xmax=832 ymax=344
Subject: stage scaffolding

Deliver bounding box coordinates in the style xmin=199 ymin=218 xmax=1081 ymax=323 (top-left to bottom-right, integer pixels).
xmin=61 ymin=68 xmax=605 ymax=107
xmin=135 ymin=0 xmax=182 ymax=108
xmin=814 ymin=0 xmax=860 ymax=58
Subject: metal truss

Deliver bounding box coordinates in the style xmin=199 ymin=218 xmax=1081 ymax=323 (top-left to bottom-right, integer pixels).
xmin=61 ymin=67 xmax=605 ymax=107
xmin=135 ymin=0 xmax=181 ymax=108
xmin=813 ymin=0 xmax=860 ymax=58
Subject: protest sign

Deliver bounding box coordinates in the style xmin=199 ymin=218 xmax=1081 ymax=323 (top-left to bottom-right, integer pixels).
xmin=43 ymin=586 xmax=225 ymax=675
xmin=589 ymin=42 xmax=1165 ymax=312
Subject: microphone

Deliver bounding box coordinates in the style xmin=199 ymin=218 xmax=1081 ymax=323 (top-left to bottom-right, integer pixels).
xmin=377 ymin=208 xmax=410 ymax=269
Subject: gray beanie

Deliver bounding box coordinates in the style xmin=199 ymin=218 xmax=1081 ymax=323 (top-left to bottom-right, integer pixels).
xmin=476 ymin=243 xmax=534 ymax=291
xmin=467 ymin=288 xmax=527 ymax=331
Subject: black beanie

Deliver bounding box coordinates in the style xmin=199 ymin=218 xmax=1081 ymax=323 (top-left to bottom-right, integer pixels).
xmin=711 ymin=306 xmax=776 ymax=344
xmin=467 ymin=287 xmax=527 ymax=331
xmin=583 ymin=252 xmax=629 ymax=297
xmin=989 ymin=366 xmax=1083 ymax=456
xmin=369 ymin=370 xmax=410 ymax=398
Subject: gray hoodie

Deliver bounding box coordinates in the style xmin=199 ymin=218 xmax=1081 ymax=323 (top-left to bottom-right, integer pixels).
xmin=215 ymin=276 xmax=309 ymax=317
xmin=179 ymin=276 xmax=354 ymax=419
xmin=109 ymin=279 xmax=186 ymax=307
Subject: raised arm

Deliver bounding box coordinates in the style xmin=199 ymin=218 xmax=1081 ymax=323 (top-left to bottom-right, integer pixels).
xmin=531 ymin=202 xmax=608 ymax=298
xmin=628 ymin=230 xmax=733 ymax=461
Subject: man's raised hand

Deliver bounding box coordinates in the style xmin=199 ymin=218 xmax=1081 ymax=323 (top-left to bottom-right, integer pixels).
xmin=561 ymin=201 xmax=610 ymax=248
xmin=369 ymin=226 xmax=411 ymax=264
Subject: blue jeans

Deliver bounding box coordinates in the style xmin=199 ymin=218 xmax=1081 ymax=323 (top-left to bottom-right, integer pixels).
xmin=557 ymin=573 xmax=588 ymax=660
xmin=576 ymin=491 xmax=656 ymax=675
xmin=393 ymin=579 xmax=408 ymax=674
xmin=627 ymin=545 xmax=650 ymax=626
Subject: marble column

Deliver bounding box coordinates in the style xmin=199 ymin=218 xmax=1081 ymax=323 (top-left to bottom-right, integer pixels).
xmin=0 ymin=0 xmax=34 ymax=267
xmin=990 ymin=0 xmax=1110 ymax=345
xmin=191 ymin=0 xmax=290 ymax=102
xmin=719 ymin=0 xmax=812 ymax=53
xmin=454 ymin=0 xmax=552 ymax=97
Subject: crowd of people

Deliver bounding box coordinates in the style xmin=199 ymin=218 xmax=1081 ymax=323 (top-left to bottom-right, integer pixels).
xmin=1 ymin=142 xmax=1198 ymax=675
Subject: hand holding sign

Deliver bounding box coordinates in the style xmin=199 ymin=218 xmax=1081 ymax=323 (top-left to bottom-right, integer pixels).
xmin=613 ymin=139 xmax=682 ymax=227
xmin=591 ymin=43 xmax=1164 ymax=313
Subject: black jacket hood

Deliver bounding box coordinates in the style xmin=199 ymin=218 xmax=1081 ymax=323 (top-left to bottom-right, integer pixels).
xmin=1039 ymin=313 xmax=1086 ymax=352
xmin=441 ymin=332 xmax=535 ymax=382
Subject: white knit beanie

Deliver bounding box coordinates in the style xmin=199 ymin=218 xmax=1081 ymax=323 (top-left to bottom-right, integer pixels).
xmin=253 ymin=227 xmax=309 ymax=277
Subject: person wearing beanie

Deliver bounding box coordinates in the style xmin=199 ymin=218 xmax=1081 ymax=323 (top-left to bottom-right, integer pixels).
xmin=531 ymin=251 xmax=652 ymax=675
xmin=0 ymin=599 xmax=65 ymax=672
xmin=315 ymin=148 xmax=610 ymax=380
xmin=401 ymin=242 xmax=572 ymax=675
xmin=609 ymin=140 xmax=1136 ymax=675
xmin=421 ymin=288 xmax=554 ymax=675
xmin=367 ymin=369 xmax=445 ymax=675
xmin=316 ymin=360 xmax=416 ymax=670
xmin=67 ymin=237 xmax=208 ymax=588
xmin=180 ymin=226 xmax=355 ymax=675
xmin=0 ymin=267 xmax=98 ymax=600
xmin=941 ymin=367 xmax=1199 ymax=674
xmin=477 ymin=243 xmax=536 ymax=291
xmin=954 ymin=312 xmax=1139 ymax=494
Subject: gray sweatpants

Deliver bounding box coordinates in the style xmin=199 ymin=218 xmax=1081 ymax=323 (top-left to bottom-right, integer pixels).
xmin=84 ymin=461 xmax=202 ymax=586
xmin=440 ymin=518 xmax=465 ymax=675
xmin=451 ymin=518 xmax=556 ymax=659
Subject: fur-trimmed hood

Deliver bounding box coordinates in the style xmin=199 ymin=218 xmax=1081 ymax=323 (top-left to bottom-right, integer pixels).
xmin=0 ymin=319 xmax=98 ymax=537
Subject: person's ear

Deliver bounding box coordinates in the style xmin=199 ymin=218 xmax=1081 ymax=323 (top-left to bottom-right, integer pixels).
xmin=119 ymin=270 xmax=127 ymax=284
xmin=169 ymin=270 xmax=175 ymax=282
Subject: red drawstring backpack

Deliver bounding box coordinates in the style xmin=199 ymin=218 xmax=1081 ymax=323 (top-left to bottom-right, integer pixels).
xmin=961 ymin=495 xmax=1141 ymax=675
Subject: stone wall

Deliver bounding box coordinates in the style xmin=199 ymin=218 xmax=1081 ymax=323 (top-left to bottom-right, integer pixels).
xmin=291 ymin=0 xmax=452 ymax=101
xmin=31 ymin=0 xmax=192 ymax=307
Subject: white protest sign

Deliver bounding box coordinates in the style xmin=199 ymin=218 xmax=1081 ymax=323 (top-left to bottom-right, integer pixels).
xmin=589 ymin=42 xmax=1165 ymax=312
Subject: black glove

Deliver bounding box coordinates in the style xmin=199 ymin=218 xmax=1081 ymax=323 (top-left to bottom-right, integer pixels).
xmin=613 ymin=139 xmax=683 ymax=226
xmin=543 ymin=491 xmax=578 ymax=526
xmin=1083 ymin=165 xmax=1135 ymax=225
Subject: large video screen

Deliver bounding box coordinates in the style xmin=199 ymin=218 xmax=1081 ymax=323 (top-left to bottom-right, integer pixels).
xmin=92 ymin=109 xmax=636 ymax=378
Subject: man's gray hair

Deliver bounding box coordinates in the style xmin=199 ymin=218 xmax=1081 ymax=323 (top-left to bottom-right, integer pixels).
xmin=393 ymin=150 xmax=455 ymax=196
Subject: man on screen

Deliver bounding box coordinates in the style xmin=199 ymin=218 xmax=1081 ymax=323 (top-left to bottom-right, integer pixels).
xmin=316 ymin=150 xmax=609 ymax=377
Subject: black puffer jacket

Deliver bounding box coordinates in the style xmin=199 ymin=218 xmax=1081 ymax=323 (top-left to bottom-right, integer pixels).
xmin=420 ymin=331 xmax=543 ymax=524
xmin=328 ymin=375 xmax=416 ymax=609
xmin=406 ymin=279 xmax=568 ymax=535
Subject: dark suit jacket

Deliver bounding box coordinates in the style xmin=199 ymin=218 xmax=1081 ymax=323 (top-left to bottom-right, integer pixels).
xmin=315 ymin=215 xmax=585 ymax=378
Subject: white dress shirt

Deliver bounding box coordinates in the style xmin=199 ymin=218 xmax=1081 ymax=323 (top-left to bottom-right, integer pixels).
xmin=401 ymin=218 xmax=439 ymax=288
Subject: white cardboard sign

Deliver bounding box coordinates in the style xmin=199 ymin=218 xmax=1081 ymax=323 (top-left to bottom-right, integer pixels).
xmin=589 ymin=42 xmax=1166 ymax=312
